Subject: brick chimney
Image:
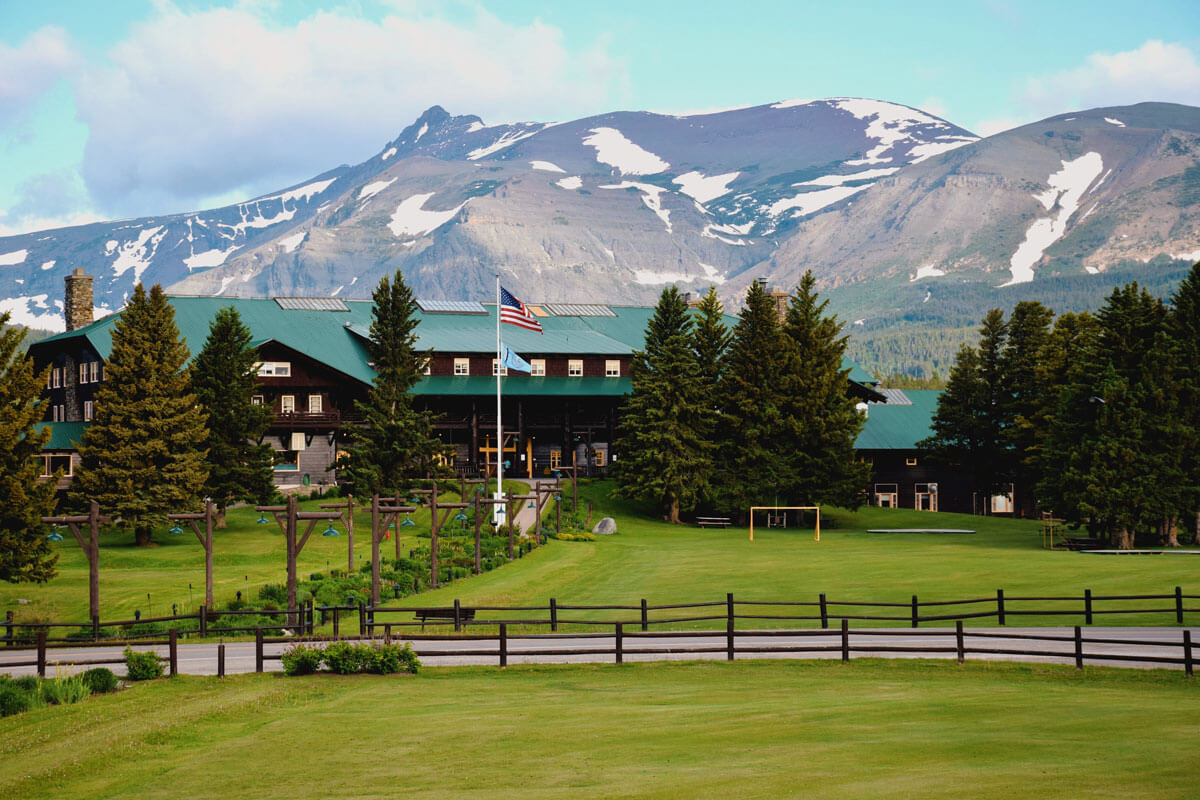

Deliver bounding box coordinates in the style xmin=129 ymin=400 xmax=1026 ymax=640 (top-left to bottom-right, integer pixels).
xmin=64 ymin=268 xmax=94 ymax=332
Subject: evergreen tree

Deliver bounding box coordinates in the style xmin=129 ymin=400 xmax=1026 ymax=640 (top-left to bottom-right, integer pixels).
xmin=191 ymin=306 xmax=274 ymax=522
xmin=1000 ymin=301 xmax=1054 ymax=513
xmin=0 ymin=313 xmax=59 ymax=583
xmin=612 ymin=286 xmax=712 ymax=522
xmin=778 ymin=271 xmax=869 ymax=508
xmin=1167 ymin=261 xmax=1200 ymax=543
xmin=72 ymin=284 xmax=209 ymax=546
xmin=713 ymin=281 xmax=792 ymax=517
xmin=919 ymin=309 xmax=1009 ymax=512
xmin=691 ymin=286 xmax=731 ymax=391
xmin=336 ymin=270 xmax=444 ymax=495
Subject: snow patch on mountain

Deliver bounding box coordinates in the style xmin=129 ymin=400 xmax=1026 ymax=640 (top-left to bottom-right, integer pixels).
xmin=771 ymin=99 xmax=819 ymax=109
xmin=415 ymin=123 xmax=429 ymax=141
xmin=278 ymin=232 xmax=307 ymax=253
xmin=41 ymin=260 xmax=55 ymax=270
xmin=673 ymin=170 xmax=739 ymax=203
xmin=258 ymin=178 xmax=336 ymax=205
xmin=769 ymin=185 xmax=868 ymax=217
xmin=111 ymin=226 xmax=166 ymax=280
xmin=1004 ymin=151 xmax=1104 ymax=286
xmin=910 ymin=265 xmax=946 ymax=281
xmin=387 ymin=193 xmax=466 ymax=238
xmin=583 ymin=128 xmax=669 ymax=175
xmin=798 ymin=168 xmax=899 ymax=186
xmin=0 ymin=249 xmax=28 ymax=266
xmin=1105 ymin=118 xmax=1126 ymax=127
xmin=530 ymin=160 xmax=565 ymax=173
xmin=831 ymin=98 xmax=950 ymax=165
xmin=0 ymin=294 xmax=61 ymax=329
xmin=359 ymin=178 xmax=396 ymax=201
xmin=467 ymin=125 xmax=543 ymax=160
xmin=381 ymin=147 xmax=397 ymax=160
xmin=633 ymin=269 xmax=695 ymax=284
xmin=600 ymin=182 xmax=671 ymax=232
xmin=219 ymin=202 xmax=298 ymax=240
xmin=185 ymin=245 xmax=241 ymax=270
xmin=556 ymin=176 xmax=583 ymax=190
xmin=907 ymin=137 xmax=976 ymax=163
xmin=698 ymin=262 xmax=726 ymax=283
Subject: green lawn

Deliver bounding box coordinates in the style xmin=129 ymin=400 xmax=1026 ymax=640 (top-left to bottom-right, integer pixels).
xmin=1 ymin=660 xmax=1196 ymax=799
xmin=3 ymin=480 xmax=1198 ymax=628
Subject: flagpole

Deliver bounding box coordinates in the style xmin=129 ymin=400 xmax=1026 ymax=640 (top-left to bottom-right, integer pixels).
xmin=495 ymin=272 xmax=503 ymax=526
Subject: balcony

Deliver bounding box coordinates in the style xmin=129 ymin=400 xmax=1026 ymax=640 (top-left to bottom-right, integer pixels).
xmin=274 ymin=410 xmax=343 ymax=429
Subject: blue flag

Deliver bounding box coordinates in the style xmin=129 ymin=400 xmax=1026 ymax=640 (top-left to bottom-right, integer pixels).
xmin=501 ymin=343 xmax=532 ymax=373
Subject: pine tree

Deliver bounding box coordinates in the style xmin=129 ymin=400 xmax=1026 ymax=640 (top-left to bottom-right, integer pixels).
xmin=612 ymin=286 xmax=713 ymax=522
xmin=1000 ymin=301 xmax=1054 ymax=513
xmin=72 ymin=284 xmax=209 ymax=546
xmin=191 ymin=306 xmax=274 ymax=522
xmin=1167 ymin=261 xmax=1200 ymax=543
xmin=0 ymin=313 xmax=59 ymax=582
xmin=336 ymin=270 xmax=444 ymax=495
xmin=691 ymin=286 xmax=731 ymax=391
xmin=778 ymin=271 xmax=869 ymax=508
xmin=713 ymin=281 xmax=792 ymax=517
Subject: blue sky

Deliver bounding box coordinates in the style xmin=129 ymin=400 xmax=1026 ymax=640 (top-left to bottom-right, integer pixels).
xmin=2 ymin=0 xmax=1198 ymax=235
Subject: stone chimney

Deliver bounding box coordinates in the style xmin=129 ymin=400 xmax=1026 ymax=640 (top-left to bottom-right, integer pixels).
xmin=761 ymin=283 xmax=789 ymax=324
xmin=64 ymin=268 xmax=94 ymax=332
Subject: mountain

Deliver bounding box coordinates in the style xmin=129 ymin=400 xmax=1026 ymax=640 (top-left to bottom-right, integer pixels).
xmin=1 ymin=99 xmax=1197 ymax=377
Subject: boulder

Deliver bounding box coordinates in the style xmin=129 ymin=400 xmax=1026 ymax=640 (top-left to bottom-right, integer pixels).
xmin=592 ymin=517 xmax=617 ymax=535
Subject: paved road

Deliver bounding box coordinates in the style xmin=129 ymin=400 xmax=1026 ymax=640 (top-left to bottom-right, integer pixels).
xmin=2 ymin=626 xmax=1193 ymax=677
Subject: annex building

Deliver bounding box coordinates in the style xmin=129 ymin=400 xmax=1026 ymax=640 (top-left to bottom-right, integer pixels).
xmin=29 ymin=271 xmax=988 ymax=514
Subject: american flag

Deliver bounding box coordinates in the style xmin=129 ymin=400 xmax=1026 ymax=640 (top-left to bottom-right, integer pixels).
xmin=499 ymin=286 xmax=543 ymax=333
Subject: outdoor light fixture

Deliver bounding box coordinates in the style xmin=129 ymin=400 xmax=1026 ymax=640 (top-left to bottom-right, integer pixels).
xmin=400 ymin=513 xmax=416 ymax=527
xmin=46 ymin=529 xmax=63 ymax=542
xmin=256 ymin=512 xmax=270 ymax=524
xmin=455 ymin=511 xmax=469 ymax=521
xmin=168 ymin=523 xmax=184 ymax=535
xmin=322 ymin=522 xmax=339 ymax=537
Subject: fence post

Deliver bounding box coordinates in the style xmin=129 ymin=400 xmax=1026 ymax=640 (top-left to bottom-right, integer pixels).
xmin=358 ymin=602 xmax=366 ymax=637
xmin=1074 ymin=626 xmax=1083 ymax=671
xmin=4 ymin=610 xmax=11 ymax=647
xmin=1084 ymin=589 xmax=1093 ymax=626
xmin=199 ymin=604 xmax=208 ymax=638
xmin=255 ymin=628 xmax=264 ymax=673
xmin=36 ymin=629 xmax=46 ymax=678
xmin=726 ymin=593 xmax=735 ymax=662
xmin=955 ymin=620 xmax=965 ymax=664
xmin=840 ymin=618 xmax=849 ymax=663
xmin=641 ymin=599 xmax=649 ymax=632
xmin=615 ymin=622 xmax=624 ymax=665
xmin=819 ymin=593 xmax=828 ymax=630
xmin=499 ymin=623 xmax=508 ymax=668
xmin=92 ymin=614 xmax=100 ymax=641
xmin=217 ymin=643 xmax=225 ymax=678
xmin=454 ymin=599 xmax=462 ymax=633
xmin=1184 ymin=630 xmax=1193 ymax=678
xmin=997 ymin=589 xmax=1006 ymax=626
xmin=911 ymin=595 xmax=919 ymax=628
xmin=550 ymin=598 xmax=558 ymax=632
xmin=169 ymin=629 xmax=178 ymax=677
xmin=332 ymin=608 xmax=340 ymax=638
xmin=384 ymin=624 xmax=392 ymax=646
xmin=1176 ymin=586 xmax=1184 ymax=625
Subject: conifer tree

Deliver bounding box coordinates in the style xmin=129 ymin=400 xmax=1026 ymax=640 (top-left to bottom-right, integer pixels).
xmin=691 ymin=286 xmax=731 ymax=391
xmin=779 ymin=271 xmax=869 ymax=508
xmin=713 ymin=281 xmax=791 ymax=517
xmin=1167 ymin=261 xmax=1200 ymax=543
xmin=612 ymin=286 xmax=712 ymax=522
xmin=191 ymin=306 xmax=274 ymax=522
xmin=336 ymin=270 xmax=444 ymax=495
xmin=1000 ymin=301 xmax=1054 ymax=512
xmin=72 ymin=284 xmax=209 ymax=546
xmin=0 ymin=313 xmax=59 ymax=582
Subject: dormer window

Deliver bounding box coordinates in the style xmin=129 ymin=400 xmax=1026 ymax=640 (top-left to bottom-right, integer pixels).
xmin=256 ymin=361 xmax=291 ymax=377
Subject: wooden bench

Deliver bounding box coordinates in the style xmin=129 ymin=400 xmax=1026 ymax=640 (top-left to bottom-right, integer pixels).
xmin=411 ymin=607 xmax=476 ymax=629
xmin=696 ymin=516 xmax=732 ymax=528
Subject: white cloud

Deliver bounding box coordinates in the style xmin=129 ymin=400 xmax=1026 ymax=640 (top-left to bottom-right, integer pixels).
xmin=0 ymin=26 xmax=78 ymax=131
xmin=74 ymin=4 xmax=626 ymax=217
xmin=1022 ymin=40 xmax=1200 ymax=116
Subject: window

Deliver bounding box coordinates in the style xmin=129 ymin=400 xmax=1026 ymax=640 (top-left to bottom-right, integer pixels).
xmin=290 ymin=432 xmax=306 ymax=451
xmin=273 ymin=450 xmax=300 ymax=471
xmin=991 ymin=484 xmax=1014 ymax=514
xmin=905 ymin=456 xmax=918 ymax=467
xmin=568 ymin=359 xmax=583 ymax=377
xmin=251 ymin=395 xmax=264 ymax=405
xmin=492 ymin=359 xmax=508 ymax=377
xmin=874 ymin=483 xmax=898 ymax=508
xmin=90 ymin=362 xmax=100 ymax=383
xmin=530 ymin=359 xmax=546 ymax=376
xmin=256 ymin=361 xmax=291 ymax=377
xmin=41 ymin=455 xmax=73 ymax=478
xmin=549 ymin=449 xmax=562 ymax=469
xmin=281 ymin=395 xmax=295 ymax=413
xmin=308 ymin=394 xmax=322 ymax=413
xmin=52 ymin=367 xmax=61 ymax=388
xmin=422 ymin=359 xmax=431 ymax=376
xmin=83 ymin=401 xmax=93 ymax=421
xmin=914 ymin=482 xmax=938 ymax=512
xmin=52 ymin=404 xmax=64 ymax=422
xmin=79 ymin=363 xmax=87 ymax=383
xmin=605 ymin=360 xmax=620 ymax=377
xmin=454 ymin=358 xmax=470 ymax=376
xmin=594 ymin=449 xmax=605 ymax=467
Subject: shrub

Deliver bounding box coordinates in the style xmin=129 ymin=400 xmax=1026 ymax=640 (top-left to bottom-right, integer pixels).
xmin=321 ymin=641 xmax=369 ymax=674
xmin=65 ymin=626 xmax=117 ymax=641
xmin=81 ymin=667 xmax=119 ymax=694
xmin=281 ymin=644 xmax=322 ymax=676
xmin=122 ymin=621 xmax=173 ymax=638
xmin=257 ymin=583 xmax=288 ymax=606
xmin=40 ymin=670 xmax=91 ymax=705
xmin=124 ymin=647 xmax=164 ymax=681
xmin=0 ymin=684 xmax=39 ymax=717
xmin=9 ymin=675 xmax=40 ymax=693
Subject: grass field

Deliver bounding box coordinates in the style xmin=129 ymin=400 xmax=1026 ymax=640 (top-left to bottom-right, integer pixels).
xmin=3 ymin=480 xmax=1198 ymax=628
xmin=1 ymin=660 xmax=1196 ymax=799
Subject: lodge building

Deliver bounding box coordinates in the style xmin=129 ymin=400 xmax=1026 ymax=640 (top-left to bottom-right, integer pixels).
xmin=29 ymin=271 xmax=1000 ymax=514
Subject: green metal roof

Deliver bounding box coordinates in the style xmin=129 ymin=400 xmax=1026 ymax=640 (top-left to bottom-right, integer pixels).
xmin=35 ymin=421 xmax=87 ymax=450
xmin=414 ymin=376 xmax=631 ymax=396
xmin=854 ymin=390 xmax=941 ymax=451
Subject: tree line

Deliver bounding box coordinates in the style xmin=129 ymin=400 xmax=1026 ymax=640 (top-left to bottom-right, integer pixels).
xmin=612 ymin=274 xmax=868 ymax=523
xmin=1 ymin=272 xmax=440 ymax=583
xmin=920 ymin=262 xmax=1200 ymax=548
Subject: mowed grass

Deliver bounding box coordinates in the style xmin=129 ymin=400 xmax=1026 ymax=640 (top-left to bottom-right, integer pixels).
xmin=1 ymin=660 xmax=1197 ymax=800
xmin=4 ymin=480 xmax=1199 ymax=627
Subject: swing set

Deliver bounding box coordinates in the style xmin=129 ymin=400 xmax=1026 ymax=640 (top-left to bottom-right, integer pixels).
xmin=747 ymin=506 xmax=822 ymax=542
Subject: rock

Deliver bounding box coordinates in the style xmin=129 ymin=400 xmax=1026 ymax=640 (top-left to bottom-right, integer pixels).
xmin=592 ymin=517 xmax=617 ymax=535
xmin=17 ymin=599 xmax=29 ymax=605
